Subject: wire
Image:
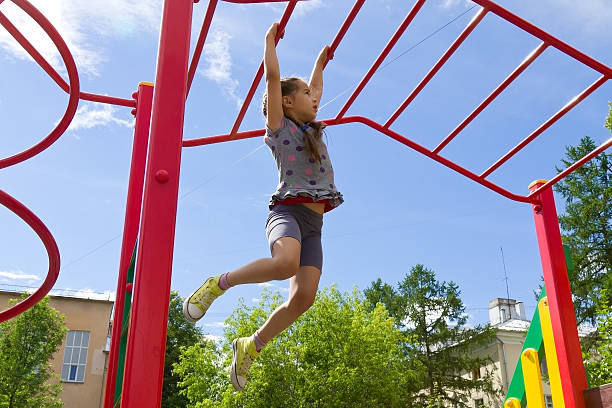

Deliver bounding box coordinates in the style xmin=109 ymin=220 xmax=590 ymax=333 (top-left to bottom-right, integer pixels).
xmin=319 ymin=4 xmax=478 ymax=111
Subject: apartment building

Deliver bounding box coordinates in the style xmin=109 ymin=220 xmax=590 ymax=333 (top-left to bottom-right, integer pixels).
xmin=0 ymin=290 xmax=114 ymax=408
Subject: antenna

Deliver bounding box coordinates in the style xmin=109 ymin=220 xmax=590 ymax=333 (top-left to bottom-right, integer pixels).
xmin=500 ymin=246 xmax=511 ymax=318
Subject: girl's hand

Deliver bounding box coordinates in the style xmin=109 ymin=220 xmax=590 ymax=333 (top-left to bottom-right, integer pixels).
xmin=316 ymin=45 xmax=330 ymax=65
xmin=266 ymin=23 xmax=280 ymax=42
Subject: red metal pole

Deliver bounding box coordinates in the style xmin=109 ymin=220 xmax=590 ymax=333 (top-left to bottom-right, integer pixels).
xmin=121 ymin=0 xmax=193 ymax=405
xmin=529 ymin=180 xmax=587 ymax=408
xmin=103 ymin=82 xmax=153 ymax=408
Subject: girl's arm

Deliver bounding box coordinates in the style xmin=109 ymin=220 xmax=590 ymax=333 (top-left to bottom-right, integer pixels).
xmin=309 ymin=46 xmax=329 ymax=107
xmin=264 ymin=23 xmax=283 ymax=131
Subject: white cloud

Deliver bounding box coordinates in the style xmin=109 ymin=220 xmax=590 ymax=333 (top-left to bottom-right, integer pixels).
xmin=48 ymin=288 xmax=116 ymax=301
xmin=252 ymin=297 xmax=260 ymax=303
xmin=439 ymin=0 xmax=471 ymax=9
xmin=0 ymin=0 xmax=161 ymax=76
xmin=257 ymin=282 xmax=274 ymax=287
xmin=202 ymin=321 xmax=226 ymax=328
xmin=204 ymin=334 xmax=222 ymax=343
xmin=66 ymin=102 xmax=134 ymax=135
xmin=199 ymin=28 xmax=242 ymax=108
xmin=293 ymin=0 xmax=325 ymax=17
xmin=523 ymin=0 xmax=612 ymax=34
xmin=0 ymin=270 xmax=41 ymax=281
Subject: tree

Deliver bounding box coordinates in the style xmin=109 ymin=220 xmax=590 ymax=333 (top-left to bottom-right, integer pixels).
xmin=582 ymin=288 xmax=612 ymax=387
xmin=162 ymin=291 xmax=206 ymax=408
xmin=365 ymin=265 xmax=501 ymax=407
xmin=174 ymin=286 xmax=422 ymax=407
xmin=0 ymin=294 xmax=67 ymax=408
xmin=554 ymin=130 xmax=612 ymax=325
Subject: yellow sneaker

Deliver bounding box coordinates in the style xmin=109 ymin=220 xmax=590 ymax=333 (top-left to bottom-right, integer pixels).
xmin=182 ymin=275 xmax=226 ymax=322
xmin=231 ymin=336 xmax=260 ymax=391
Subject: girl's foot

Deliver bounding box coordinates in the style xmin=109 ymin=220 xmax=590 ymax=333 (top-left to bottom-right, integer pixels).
xmin=183 ymin=275 xmax=226 ymax=322
xmin=231 ymin=336 xmax=260 ymax=391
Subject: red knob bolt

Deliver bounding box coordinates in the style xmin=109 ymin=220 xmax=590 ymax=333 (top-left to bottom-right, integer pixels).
xmin=155 ymin=170 xmax=170 ymax=183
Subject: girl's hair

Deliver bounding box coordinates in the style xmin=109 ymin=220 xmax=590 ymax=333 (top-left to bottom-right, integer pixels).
xmin=262 ymin=77 xmax=325 ymax=163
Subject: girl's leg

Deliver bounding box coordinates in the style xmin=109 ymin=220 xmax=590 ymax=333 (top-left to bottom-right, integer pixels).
xmin=226 ymin=237 xmax=302 ymax=286
xmin=256 ymin=264 xmax=321 ymax=344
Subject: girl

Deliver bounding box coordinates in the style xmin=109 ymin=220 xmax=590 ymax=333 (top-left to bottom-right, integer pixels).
xmin=183 ymin=22 xmax=343 ymax=391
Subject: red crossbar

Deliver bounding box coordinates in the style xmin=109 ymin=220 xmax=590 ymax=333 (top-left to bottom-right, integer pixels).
xmin=384 ymin=7 xmax=488 ymax=128
xmin=335 ymin=0 xmax=426 ymax=120
xmin=433 ymin=42 xmax=548 ymax=154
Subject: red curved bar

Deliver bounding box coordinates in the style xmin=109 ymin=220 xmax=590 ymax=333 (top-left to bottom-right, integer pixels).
xmin=0 ymin=5 xmax=135 ymax=109
xmin=0 ymin=190 xmax=60 ymax=322
xmin=0 ymin=0 xmax=79 ymax=169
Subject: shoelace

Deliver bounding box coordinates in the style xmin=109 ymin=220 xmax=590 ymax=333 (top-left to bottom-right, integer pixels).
xmin=238 ymin=352 xmax=255 ymax=376
xmin=193 ymin=286 xmax=216 ymax=309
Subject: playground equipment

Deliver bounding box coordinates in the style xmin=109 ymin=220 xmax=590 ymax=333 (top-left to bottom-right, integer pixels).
xmin=1 ymin=0 xmax=611 ymax=406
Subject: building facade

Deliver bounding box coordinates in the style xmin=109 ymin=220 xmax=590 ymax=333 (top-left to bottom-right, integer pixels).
xmin=0 ymin=290 xmax=114 ymax=408
xmin=466 ymin=298 xmax=554 ymax=408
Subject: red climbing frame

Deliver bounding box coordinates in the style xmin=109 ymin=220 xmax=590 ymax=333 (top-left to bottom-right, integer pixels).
xmin=1 ymin=0 xmax=611 ymax=406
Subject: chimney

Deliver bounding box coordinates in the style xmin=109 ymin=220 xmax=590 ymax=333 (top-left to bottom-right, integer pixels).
xmin=489 ymin=298 xmax=526 ymax=325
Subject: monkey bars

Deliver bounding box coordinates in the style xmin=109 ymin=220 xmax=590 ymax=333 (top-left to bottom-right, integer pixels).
xmin=1 ymin=0 xmax=611 ymax=407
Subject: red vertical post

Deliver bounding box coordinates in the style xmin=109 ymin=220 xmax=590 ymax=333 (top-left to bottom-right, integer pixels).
xmin=121 ymin=0 xmax=193 ymax=405
xmin=529 ymin=180 xmax=587 ymax=408
xmin=103 ymin=82 xmax=153 ymax=408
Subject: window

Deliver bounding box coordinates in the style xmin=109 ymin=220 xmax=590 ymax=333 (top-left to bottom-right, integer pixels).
xmin=474 ymin=398 xmax=484 ymax=408
xmin=472 ymin=365 xmax=481 ymax=380
xmin=61 ymin=330 xmax=90 ymax=383
xmin=545 ymin=395 xmax=553 ymax=408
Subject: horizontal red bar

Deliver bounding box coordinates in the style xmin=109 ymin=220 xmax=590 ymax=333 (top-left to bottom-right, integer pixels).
xmin=433 ymin=41 xmax=548 ymax=154
xmin=480 ymin=75 xmax=608 ymax=178
xmin=183 ymin=115 xmax=533 ymax=203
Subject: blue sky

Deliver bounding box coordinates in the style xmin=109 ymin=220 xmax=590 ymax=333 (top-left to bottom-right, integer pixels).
xmin=1 ymin=0 xmax=611 ymax=341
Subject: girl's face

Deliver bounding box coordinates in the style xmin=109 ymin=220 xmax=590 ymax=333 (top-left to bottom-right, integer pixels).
xmin=285 ymin=80 xmax=318 ymax=123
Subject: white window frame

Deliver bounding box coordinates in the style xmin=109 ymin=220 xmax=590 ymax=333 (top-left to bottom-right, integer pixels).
xmin=61 ymin=330 xmax=90 ymax=383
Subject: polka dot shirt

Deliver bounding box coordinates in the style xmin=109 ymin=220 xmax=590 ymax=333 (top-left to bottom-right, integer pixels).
xmin=264 ymin=117 xmax=344 ymax=210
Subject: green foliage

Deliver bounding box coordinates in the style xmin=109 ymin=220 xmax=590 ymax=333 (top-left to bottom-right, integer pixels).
xmin=0 ymin=294 xmax=67 ymax=408
xmin=554 ymin=134 xmax=612 ymax=325
xmin=365 ymin=265 xmax=501 ymax=407
xmin=174 ymin=286 xmax=420 ymax=407
xmin=583 ymin=288 xmax=612 ymax=387
xmin=162 ymin=291 xmax=206 ymax=408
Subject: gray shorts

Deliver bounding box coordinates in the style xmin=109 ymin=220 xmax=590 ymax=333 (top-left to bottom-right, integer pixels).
xmin=265 ymin=204 xmax=323 ymax=271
